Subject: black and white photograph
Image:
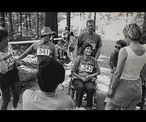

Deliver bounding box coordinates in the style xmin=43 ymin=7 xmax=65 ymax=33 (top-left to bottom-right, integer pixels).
xmin=0 ymin=12 xmax=146 ymax=110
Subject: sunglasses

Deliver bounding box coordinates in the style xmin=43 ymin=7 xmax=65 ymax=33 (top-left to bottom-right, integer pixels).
xmin=115 ymin=46 xmax=121 ymax=49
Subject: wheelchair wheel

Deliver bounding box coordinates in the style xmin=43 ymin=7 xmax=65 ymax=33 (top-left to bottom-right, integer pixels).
xmin=92 ymin=93 xmax=98 ymax=110
xmin=95 ymin=91 xmax=107 ymax=110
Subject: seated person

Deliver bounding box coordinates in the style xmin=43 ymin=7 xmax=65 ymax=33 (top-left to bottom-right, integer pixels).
xmin=71 ymin=43 xmax=100 ymax=110
xmin=22 ymin=57 xmax=74 ymax=110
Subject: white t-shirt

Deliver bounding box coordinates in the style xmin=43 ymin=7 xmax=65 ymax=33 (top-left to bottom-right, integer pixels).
xmin=22 ymin=89 xmax=74 ymax=110
xmin=0 ymin=44 xmax=16 ymax=74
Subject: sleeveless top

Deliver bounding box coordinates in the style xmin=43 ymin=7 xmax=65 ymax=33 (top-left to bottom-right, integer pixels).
xmin=121 ymin=45 xmax=146 ymax=80
xmin=0 ymin=44 xmax=16 ymax=74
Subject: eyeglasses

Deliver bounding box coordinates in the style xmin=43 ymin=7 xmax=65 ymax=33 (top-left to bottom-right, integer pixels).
xmin=115 ymin=46 xmax=121 ymax=49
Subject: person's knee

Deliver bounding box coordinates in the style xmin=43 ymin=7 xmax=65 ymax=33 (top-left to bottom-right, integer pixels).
xmin=105 ymin=100 xmax=118 ymax=110
xmin=85 ymin=82 xmax=95 ymax=91
xmin=73 ymin=80 xmax=84 ymax=90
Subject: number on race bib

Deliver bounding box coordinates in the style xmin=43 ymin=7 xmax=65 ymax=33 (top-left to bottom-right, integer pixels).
xmin=79 ymin=64 xmax=94 ymax=73
xmin=37 ymin=48 xmax=51 ymax=56
xmin=3 ymin=54 xmax=15 ymax=69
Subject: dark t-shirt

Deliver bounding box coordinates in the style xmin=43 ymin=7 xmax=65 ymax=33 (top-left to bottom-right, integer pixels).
xmin=77 ymin=31 xmax=102 ymax=57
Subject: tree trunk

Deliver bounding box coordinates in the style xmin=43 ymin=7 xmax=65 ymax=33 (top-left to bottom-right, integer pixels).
xmin=40 ymin=12 xmax=43 ymax=36
xmin=67 ymin=12 xmax=71 ymax=32
xmin=0 ymin=12 xmax=5 ymax=27
xmin=20 ymin=12 xmax=23 ymax=37
xmin=8 ymin=12 xmax=13 ymax=38
xmin=142 ymin=12 xmax=146 ymax=44
xmin=36 ymin=12 xmax=40 ymax=38
xmin=25 ymin=12 xmax=28 ymax=37
xmin=44 ymin=12 xmax=58 ymax=37
xmin=67 ymin=12 xmax=71 ymax=41
xmin=126 ymin=12 xmax=129 ymax=25
xmin=94 ymin=12 xmax=96 ymax=32
xmin=28 ymin=12 xmax=31 ymax=29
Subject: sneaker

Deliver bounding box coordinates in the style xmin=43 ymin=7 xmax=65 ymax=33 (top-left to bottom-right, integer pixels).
xmin=11 ymin=107 xmax=19 ymax=110
xmin=75 ymin=107 xmax=86 ymax=110
xmin=86 ymin=107 xmax=93 ymax=110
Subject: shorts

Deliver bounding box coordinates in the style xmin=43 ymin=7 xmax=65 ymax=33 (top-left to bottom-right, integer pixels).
xmin=110 ymin=78 xmax=142 ymax=109
xmin=0 ymin=67 xmax=20 ymax=91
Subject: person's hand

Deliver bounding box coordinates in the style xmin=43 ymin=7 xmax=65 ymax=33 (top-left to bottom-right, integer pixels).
xmin=14 ymin=59 xmax=21 ymax=67
xmin=107 ymin=88 xmax=114 ymax=98
xmin=85 ymin=75 xmax=93 ymax=81
xmin=81 ymin=77 xmax=87 ymax=82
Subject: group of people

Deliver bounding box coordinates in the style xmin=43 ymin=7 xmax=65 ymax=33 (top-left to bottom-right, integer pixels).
xmin=0 ymin=18 xmax=146 ymax=110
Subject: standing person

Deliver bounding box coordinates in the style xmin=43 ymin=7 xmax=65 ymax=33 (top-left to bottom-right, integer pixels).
xmin=109 ymin=40 xmax=127 ymax=74
xmin=105 ymin=23 xmax=146 ymax=110
xmin=0 ymin=27 xmax=21 ymax=110
xmin=77 ymin=19 xmax=102 ymax=59
xmin=71 ymin=43 xmax=100 ymax=110
xmin=68 ymin=31 xmax=78 ymax=63
xmin=56 ymin=39 xmax=68 ymax=64
xmin=22 ymin=57 xmax=74 ymax=110
xmin=16 ymin=27 xmax=57 ymax=67
xmin=62 ymin=26 xmax=70 ymax=43
xmin=104 ymin=40 xmax=127 ymax=103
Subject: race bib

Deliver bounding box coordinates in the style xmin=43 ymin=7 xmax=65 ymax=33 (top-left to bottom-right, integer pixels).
xmin=79 ymin=64 xmax=94 ymax=73
xmin=3 ymin=54 xmax=15 ymax=70
xmin=37 ymin=48 xmax=51 ymax=56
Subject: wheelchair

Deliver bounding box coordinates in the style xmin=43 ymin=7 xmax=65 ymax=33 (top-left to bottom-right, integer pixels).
xmin=68 ymin=74 xmax=99 ymax=110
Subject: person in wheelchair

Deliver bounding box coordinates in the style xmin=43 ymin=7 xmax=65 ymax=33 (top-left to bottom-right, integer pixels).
xmin=71 ymin=43 xmax=100 ymax=110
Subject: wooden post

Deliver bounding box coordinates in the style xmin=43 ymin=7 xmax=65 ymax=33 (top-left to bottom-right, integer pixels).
xmin=67 ymin=12 xmax=71 ymax=41
xmin=94 ymin=12 xmax=96 ymax=32
xmin=67 ymin=12 xmax=71 ymax=32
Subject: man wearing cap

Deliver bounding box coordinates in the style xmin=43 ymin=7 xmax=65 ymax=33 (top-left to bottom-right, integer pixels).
xmin=16 ymin=27 xmax=57 ymax=66
xmin=77 ymin=19 xmax=102 ymax=59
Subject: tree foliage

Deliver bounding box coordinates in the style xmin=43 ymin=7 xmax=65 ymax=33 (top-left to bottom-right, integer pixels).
xmin=1 ymin=12 xmax=145 ymax=41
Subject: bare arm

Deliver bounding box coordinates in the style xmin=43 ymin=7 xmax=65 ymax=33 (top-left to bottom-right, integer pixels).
xmin=95 ymin=47 xmax=101 ymax=59
xmin=110 ymin=48 xmax=127 ymax=91
xmin=17 ymin=44 xmax=34 ymax=61
xmin=95 ymin=36 xmax=102 ymax=59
